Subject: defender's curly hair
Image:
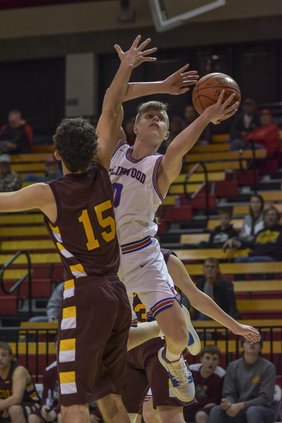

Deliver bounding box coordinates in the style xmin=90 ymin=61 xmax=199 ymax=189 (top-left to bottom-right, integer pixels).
xmin=53 ymin=117 xmax=97 ymax=172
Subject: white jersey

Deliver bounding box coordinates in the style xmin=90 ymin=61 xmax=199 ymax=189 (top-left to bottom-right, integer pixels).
xmin=110 ymin=142 xmax=176 ymax=318
xmin=110 ymin=142 xmax=163 ymax=246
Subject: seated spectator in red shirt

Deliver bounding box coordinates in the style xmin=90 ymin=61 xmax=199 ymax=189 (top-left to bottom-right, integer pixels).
xmin=245 ymin=109 xmax=280 ymax=157
xmin=0 ymin=110 xmax=33 ymax=154
xmin=184 ymin=345 xmax=225 ymax=423
xmin=0 ymin=154 xmax=21 ymax=192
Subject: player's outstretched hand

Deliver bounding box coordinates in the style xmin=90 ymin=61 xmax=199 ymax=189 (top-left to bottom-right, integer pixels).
xmin=231 ymin=323 xmax=261 ymax=343
xmin=162 ymin=64 xmax=199 ymax=95
xmin=114 ymin=35 xmax=157 ymax=69
xmin=204 ymin=90 xmax=240 ymax=125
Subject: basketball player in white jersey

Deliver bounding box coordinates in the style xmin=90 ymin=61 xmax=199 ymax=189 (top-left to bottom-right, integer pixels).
xmin=109 ymin=44 xmax=259 ymax=403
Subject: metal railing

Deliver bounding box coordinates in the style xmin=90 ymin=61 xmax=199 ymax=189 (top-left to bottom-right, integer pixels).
xmin=0 ymin=326 xmax=56 ymax=382
xmin=184 ymin=161 xmax=210 ymax=221
xmin=0 ymin=324 xmax=280 ymax=382
xmin=0 ymin=250 xmax=33 ymax=318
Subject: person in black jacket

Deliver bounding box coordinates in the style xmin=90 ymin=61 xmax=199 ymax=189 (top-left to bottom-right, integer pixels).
xmin=192 ymin=258 xmax=240 ymax=320
xmin=208 ymin=208 xmax=238 ymax=248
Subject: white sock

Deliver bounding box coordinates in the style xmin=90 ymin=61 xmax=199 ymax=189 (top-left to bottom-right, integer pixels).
xmin=165 ymin=348 xmax=181 ymax=362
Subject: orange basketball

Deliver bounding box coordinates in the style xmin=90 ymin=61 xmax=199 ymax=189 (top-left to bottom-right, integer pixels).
xmin=192 ymin=72 xmax=241 ymax=114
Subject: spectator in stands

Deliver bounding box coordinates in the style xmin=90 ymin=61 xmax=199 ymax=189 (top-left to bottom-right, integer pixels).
xmin=0 ymin=154 xmax=21 ymax=192
xmin=29 ymin=360 xmax=102 ymax=423
xmin=245 ymin=109 xmax=280 ymax=157
xmin=29 ymin=282 xmax=64 ymax=323
xmin=184 ymin=345 xmax=225 ymax=423
xmin=0 ymin=341 xmax=41 ymax=423
xmin=24 ymin=155 xmax=62 ymax=183
xmin=208 ymin=208 xmax=238 ymax=248
xmin=208 ymin=337 xmax=277 ymax=423
xmin=0 ymin=110 xmax=33 ymax=154
xmin=224 ymin=206 xmax=282 ymax=262
xmin=230 ymin=98 xmax=260 ymax=151
xmin=192 ymin=258 xmax=240 ymax=320
xmin=239 ymin=194 xmax=265 ymax=242
xmin=183 ymin=104 xmax=211 ymax=144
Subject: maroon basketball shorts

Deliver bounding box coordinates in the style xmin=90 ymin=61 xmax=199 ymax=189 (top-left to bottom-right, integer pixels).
xmin=57 ymin=274 xmax=131 ymax=406
xmin=122 ymin=337 xmax=184 ymax=413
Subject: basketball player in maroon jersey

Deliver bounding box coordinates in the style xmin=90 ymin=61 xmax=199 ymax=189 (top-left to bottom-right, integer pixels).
xmin=0 ymin=36 xmax=160 ymax=423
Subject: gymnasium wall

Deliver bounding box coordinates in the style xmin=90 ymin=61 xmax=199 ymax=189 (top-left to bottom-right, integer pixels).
xmin=0 ymin=0 xmax=281 ymax=128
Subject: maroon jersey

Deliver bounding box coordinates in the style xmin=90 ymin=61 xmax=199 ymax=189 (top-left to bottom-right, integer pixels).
xmin=45 ymin=161 xmax=119 ymax=278
xmin=191 ymin=365 xmax=224 ymax=407
xmin=0 ymin=361 xmax=40 ymax=405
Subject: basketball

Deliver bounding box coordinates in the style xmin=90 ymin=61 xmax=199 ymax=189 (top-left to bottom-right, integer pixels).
xmin=192 ymin=72 xmax=241 ymax=114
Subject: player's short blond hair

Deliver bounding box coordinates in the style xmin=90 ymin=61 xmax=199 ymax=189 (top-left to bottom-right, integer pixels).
xmin=135 ymin=101 xmax=169 ymax=127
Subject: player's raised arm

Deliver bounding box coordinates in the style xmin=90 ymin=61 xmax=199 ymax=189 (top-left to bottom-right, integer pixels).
xmin=0 ymin=183 xmax=56 ymax=222
xmin=157 ymin=90 xmax=240 ymax=196
xmin=96 ymin=35 xmax=157 ymax=169
xmin=124 ymin=64 xmax=199 ymax=101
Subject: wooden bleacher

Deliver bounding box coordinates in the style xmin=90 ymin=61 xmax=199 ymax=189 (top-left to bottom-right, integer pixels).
xmin=237 ymin=298 xmax=281 ymax=312
xmin=174 ymin=171 xmax=225 ymax=183
xmin=31 ymin=145 xmax=54 ymax=153
xmin=233 ymin=280 xmax=282 ymax=294
xmin=10 ymin=163 xmax=47 ymax=172
xmin=211 ymin=133 xmax=229 ymax=143
xmin=207 ymin=218 xmax=243 ymax=230
xmin=191 ymin=143 xmax=230 ymax=153
xmin=184 ymin=261 xmax=282 ymax=276
xmin=184 ymin=149 xmax=266 ymax=163
xmin=180 ymin=233 xmax=210 ymax=244
xmin=259 ymin=191 xmax=282 ymax=202
xmin=0 ymin=252 xmax=60 ymax=265
xmin=0 ymin=226 xmax=48 ymax=238
xmin=183 ymin=160 xmax=248 ymax=172
xmin=233 ymin=203 xmax=282 ymax=216
xmin=10 ymin=153 xmax=51 ymax=163
xmin=1 ymin=240 xmax=55 ymax=251
xmin=173 ymin=248 xmax=249 ymax=261
xmin=0 ymin=213 xmax=44 ymax=225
